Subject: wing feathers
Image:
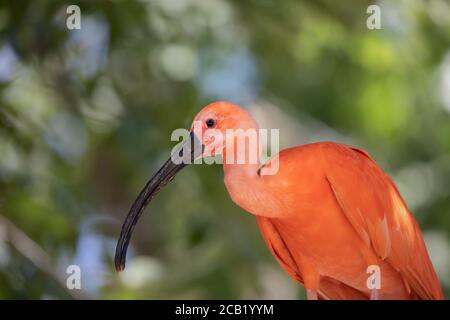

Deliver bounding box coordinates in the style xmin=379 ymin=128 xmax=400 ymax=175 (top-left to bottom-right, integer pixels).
xmin=324 ymin=144 xmax=443 ymax=300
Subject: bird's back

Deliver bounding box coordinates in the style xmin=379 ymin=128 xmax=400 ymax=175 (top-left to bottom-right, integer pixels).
xmin=256 ymin=142 xmax=443 ymax=299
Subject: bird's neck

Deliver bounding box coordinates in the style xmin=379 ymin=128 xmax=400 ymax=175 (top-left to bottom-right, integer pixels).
xmin=221 ymin=134 xmax=261 ymax=179
xmin=223 ymin=162 xmax=260 ymax=179
xmin=222 ymin=137 xmax=267 ymax=215
xmin=219 ymin=114 xmax=282 ymax=216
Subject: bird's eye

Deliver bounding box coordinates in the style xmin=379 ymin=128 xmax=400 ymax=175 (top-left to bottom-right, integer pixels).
xmin=205 ymin=118 xmax=215 ymax=128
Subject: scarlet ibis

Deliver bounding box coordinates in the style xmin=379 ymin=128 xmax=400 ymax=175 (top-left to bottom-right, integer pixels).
xmin=115 ymin=101 xmax=443 ymax=300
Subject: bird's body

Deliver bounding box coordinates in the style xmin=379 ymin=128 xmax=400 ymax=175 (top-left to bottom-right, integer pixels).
xmin=115 ymin=101 xmax=443 ymax=300
xmin=226 ymin=142 xmax=442 ymax=299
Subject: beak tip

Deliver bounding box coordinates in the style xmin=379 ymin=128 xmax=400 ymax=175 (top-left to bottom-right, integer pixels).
xmin=115 ymin=260 xmax=125 ymax=272
xmin=114 ymin=250 xmax=126 ymax=272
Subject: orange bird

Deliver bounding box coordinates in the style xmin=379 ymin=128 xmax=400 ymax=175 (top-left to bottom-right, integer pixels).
xmin=115 ymin=101 xmax=443 ymax=300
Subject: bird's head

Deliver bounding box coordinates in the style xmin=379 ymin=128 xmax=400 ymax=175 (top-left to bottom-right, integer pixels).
xmin=115 ymin=101 xmax=257 ymax=271
xmin=191 ymin=101 xmax=258 ymax=158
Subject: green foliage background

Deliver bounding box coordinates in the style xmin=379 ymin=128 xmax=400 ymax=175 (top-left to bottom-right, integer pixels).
xmin=0 ymin=0 xmax=449 ymax=299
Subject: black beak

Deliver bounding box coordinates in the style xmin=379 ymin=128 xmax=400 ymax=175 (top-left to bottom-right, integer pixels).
xmin=115 ymin=132 xmax=203 ymax=272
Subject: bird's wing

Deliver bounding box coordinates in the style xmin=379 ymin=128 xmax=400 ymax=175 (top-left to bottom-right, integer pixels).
xmin=256 ymin=216 xmax=368 ymax=299
xmin=256 ymin=216 xmax=304 ymax=284
xmin=323 ymin=143 xmax=443 ymax=300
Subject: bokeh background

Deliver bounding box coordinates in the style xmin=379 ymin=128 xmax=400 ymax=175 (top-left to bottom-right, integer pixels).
xmin=0 ymin=0 xmax=449 ymax=299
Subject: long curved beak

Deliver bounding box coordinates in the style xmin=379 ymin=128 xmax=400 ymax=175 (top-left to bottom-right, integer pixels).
xmin=115 ymin=132 xmax=203 ymax=272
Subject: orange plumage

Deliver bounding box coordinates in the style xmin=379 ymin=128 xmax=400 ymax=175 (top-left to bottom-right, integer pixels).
xmin=115 ymin=101 xmax=443 ymax=300
xmin=255 ymin=143 xmax=442 ymax=299
xmin=201 ymin=102 xmax=442 ymax=299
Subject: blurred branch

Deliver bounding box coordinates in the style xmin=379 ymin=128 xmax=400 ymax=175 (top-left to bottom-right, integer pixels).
xmin=0 ymin=214 xmax=87 ymax=299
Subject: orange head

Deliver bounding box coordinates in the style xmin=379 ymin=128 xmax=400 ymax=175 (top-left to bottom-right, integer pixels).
xmin=191 ymin=101 xmax=259 ymax=158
